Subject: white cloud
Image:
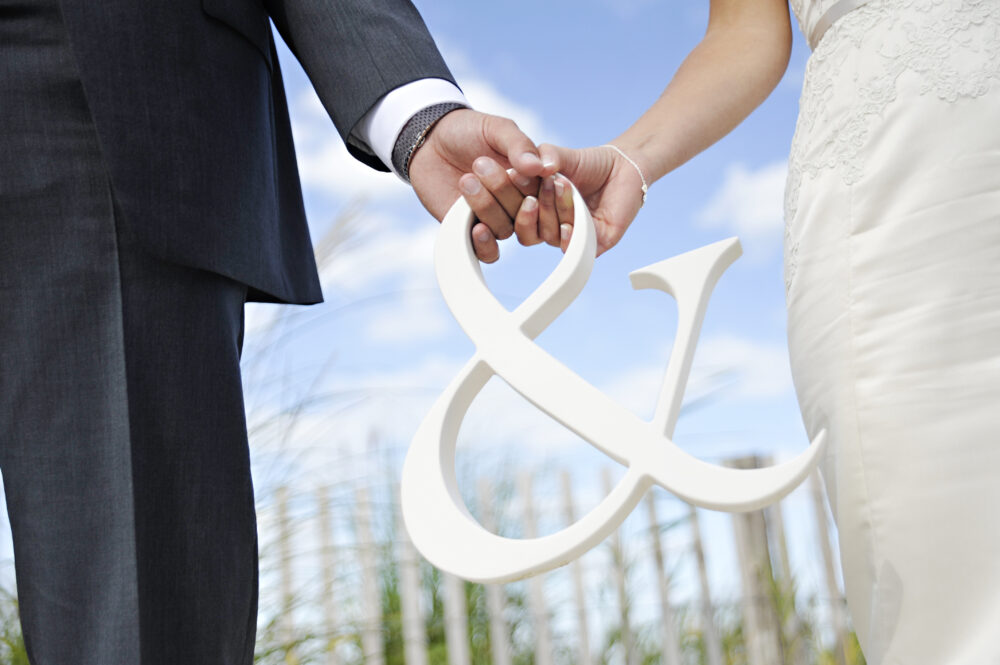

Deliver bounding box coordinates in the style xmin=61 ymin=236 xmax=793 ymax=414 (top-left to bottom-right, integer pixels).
xmin=289 ymin=87 xmax=410 ymax=201
xmin=698 ymin=161 xmax=787 ymax=259
xmin=693 ymin=334 xmax=793 ymax=400
xmin=597 ymin=333 xmax=792 ymax=425
xmin=244 ymin=301 xmax=285 ymax=337
xmin=458 ymin=78 xmax=551 ymax=146
xmin=363 ymin=289 xmax=450 ymax=344
xmin=602 ymin=360 xmax=671 ymax=421
xmin=437 ymin=42 xmax=556 ymax=146
xmin=318 ymin=216 xmax=438 ymax=296
xmin=242 ymin=210 xmax=442 ymax=340
xmin=247 ymin=353 xmax=465 ymax=472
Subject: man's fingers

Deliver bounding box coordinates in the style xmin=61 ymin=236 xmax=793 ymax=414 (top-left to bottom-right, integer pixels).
xmin=537 ymin=176 xmax=559 ymax=246
xmin=460 ymin=173 xmax=514 ymax=240
xmin=483 ymin=116 xmax=545 ymax=178
xmin=514 ymin=196 xmax=541 ymax=247
xmin=472 ymin=222 xmax=500 ymax=263
xmin=506 ymin=168 xmax=537 ymax=197
xmin=473 ymin=157 xmax=524 ymax=219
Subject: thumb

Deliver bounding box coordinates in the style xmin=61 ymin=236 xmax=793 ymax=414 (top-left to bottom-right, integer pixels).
xmin=539 ymin=143 xmax=582 ymax=180
xmin=482 ymin=114 xmax=545 ymax=177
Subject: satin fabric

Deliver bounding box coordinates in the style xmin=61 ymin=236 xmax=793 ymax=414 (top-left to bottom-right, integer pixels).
xmin=785 ymin=2 xmax=1000 ymax=662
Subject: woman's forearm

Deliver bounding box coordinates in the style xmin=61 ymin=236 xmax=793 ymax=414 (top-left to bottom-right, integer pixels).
xmin=615 ymin=0 xmax=792 ymax=183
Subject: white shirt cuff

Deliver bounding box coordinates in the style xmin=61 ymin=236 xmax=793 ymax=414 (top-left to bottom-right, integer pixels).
xmin=354 ymin=78 xmax=468 ymax=176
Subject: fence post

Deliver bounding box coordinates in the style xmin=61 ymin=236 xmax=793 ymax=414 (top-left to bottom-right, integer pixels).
xmin=355 ymin=485 xmax=386 ymax=665
xmin=518 ymin=471 xmax=554 ymax=665
xmin=317 ymin=486 xmax=340 ymax=665
xmin=602 ymin=468 xmax=635 ymax=665
xmin=276 ymin=486 xmax=299 ymax=665
xmin=396 ymin=489 xmax=428 ymax=665
xmin=560 ymin=471 xmax=593 ymax=665
xmin=689 ymin=504 xmax=724 ymax=665
xmin=811 ymin=470 xmax=848 ymax=665
xmin=729 ymin=456 xmax=784 ymax=665
xmin=478 ymin=478 xmax=513 ymax=665
xmin=646 ymin=491 xmax=683 ymax=665
xmin=442 ymin=572 xmax=470 ymax=665
xmin=766 ymin=494 xmax=808 ymax=665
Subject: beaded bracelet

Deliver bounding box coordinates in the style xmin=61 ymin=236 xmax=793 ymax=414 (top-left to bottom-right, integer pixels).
xmin=601 ymin=144 xmax=648 ymax=208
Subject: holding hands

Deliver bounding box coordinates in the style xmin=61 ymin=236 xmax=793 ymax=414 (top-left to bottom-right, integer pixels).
xmin=404 ymin=107 xmax=650 ymax=264
xmin=458 ymin=144 xmax=649 ymax=262
xmin=406 ymin=109 xmax=562 ymax=262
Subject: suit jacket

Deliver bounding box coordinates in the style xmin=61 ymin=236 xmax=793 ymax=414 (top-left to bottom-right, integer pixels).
xmin=56 ymin=0 xmax=456 ymax=304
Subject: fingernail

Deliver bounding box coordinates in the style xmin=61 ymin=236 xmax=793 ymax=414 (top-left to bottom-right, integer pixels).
xmin=542 ymin=155 xmax=557 ymax=170
xmin=542 ymin=177 xmax=554 ymax=193
xmin=475 ymin=226 xmax=491 ymax=243
xmin=520 ymin=152 xmax=542 ymax=168
xmin=461 ymin=177 xmax=481 ymax=195
xmin=554 ymin=179 xmax=564 ymax=197
xmin=560 ymin=223 xmax=572 ymax=241
xmin=561 ymin=178 xmax=574 ymax=202
xmin=473 ymin=157 xmax=498 ymax=177
xmin=507 ymin=169 xmax=533 ymax=189
xmin=523 ymin=196 xmax=538 ymax=212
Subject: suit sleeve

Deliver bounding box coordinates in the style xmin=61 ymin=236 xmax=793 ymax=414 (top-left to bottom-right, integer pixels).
xmin=263 ymin=0 xmax=457 ymax=171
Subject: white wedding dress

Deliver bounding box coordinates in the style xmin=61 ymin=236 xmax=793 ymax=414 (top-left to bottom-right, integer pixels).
xmin=784 ymin=0 xmax=1000 ymax=662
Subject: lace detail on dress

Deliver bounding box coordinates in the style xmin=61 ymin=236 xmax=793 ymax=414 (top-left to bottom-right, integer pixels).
xmin=784 ymin=0 xmax=1000 ymax=293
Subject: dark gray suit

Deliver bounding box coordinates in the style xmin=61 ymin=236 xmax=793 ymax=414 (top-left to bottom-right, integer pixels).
xmin=0 ymin=0 xmax=455 ymax=662
xmin=60 ymin=0 xmax=454 ymax=304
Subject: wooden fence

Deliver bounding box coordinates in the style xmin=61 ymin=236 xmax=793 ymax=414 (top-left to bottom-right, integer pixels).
xmin=258 ymin=458 xmax=855 ymax=665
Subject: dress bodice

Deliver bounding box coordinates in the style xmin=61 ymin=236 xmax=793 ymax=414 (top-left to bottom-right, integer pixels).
xmin=783 ymin=0 xmax=1000 ymax=291
xmin=789 ymin=0 xmax=847 ymax=47
xmin=790 ymin=0 xmax=875 ymax=48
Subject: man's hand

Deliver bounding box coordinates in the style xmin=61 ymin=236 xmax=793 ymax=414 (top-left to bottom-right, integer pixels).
xmin=408 ymin=109 xmax=558 ymax=263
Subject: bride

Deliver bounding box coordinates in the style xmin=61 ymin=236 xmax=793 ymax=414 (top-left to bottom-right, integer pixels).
xmin=460 ymin=0 xmax=1000 ymax=662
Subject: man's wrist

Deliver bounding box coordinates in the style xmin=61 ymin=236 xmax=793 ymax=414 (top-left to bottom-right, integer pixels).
xmin=392 ymin=102 xmax=468 ymax=183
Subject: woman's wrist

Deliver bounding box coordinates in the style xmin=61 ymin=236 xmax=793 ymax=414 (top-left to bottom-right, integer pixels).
xmin=601 ymin=144 xmax=648 ymax=208
xmin=613 ymin=128 xmax=682 ymax=184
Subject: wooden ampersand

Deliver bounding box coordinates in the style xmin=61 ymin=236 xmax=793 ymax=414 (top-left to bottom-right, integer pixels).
xmin=401 ymin=184 xmax=826 ymax=584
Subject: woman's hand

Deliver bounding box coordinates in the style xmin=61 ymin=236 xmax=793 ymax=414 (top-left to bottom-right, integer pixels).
xmin=535 ymin=144 xmax=646 ymax=256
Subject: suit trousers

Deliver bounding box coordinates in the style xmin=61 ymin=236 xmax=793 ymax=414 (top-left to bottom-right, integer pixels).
xmin=1 ymin=1 xmax=259 ymax=662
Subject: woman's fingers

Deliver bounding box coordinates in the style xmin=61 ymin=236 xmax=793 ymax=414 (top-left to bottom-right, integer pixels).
xmin=506 ymin=167 xmax=537 ymax=197
xmin=514 ymin=196 xmax=541 ymax=246
xmin=537 ymin=176 xmax=559 ymax=246
xmin=554 ymin=175 xmax=575 ymax=252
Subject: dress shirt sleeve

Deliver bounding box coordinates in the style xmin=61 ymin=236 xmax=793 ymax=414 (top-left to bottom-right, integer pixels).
xmin=353 ymin=78 xmax=469 ymax=179
xmin=263 ymin=0 xmax=458 ymax=171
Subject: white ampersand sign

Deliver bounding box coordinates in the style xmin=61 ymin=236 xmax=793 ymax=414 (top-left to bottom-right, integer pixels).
xmin=401 ymin=183 xmax=827 ymax=584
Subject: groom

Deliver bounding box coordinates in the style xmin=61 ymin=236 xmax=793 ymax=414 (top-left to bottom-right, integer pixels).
xmin=0 ymin=0 xmax=553 ymax=663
